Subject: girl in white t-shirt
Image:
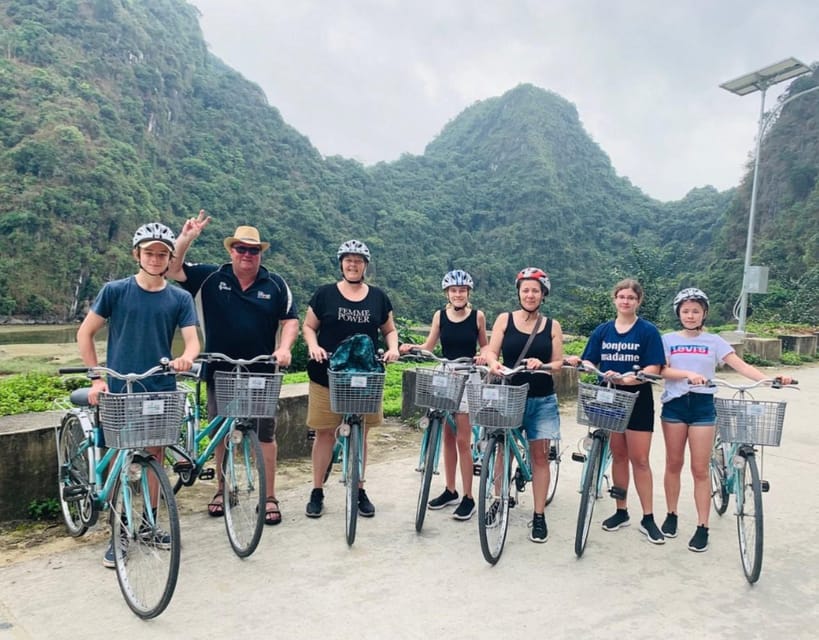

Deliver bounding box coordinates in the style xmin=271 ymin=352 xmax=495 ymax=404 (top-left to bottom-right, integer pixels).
xmin=659 ymin=288 xmax=793 ymax=553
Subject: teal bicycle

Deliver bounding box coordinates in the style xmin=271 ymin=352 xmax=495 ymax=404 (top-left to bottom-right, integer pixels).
xmin=166 ymin=352 xmax=281 ymax=558
xmin=708 ymin=377 xmax=798 ymax=583
xmin=471 ymin=362 xmax=556 ymax=565
xmin=571 ymin=364 xmax=662 ymax=558
xmin=56 ymin=361 xmax=184 ymax=619
xmin=327 ymin=363 xmax=386 ymax=546
xmin=402 ymin=348 xmax=474 ymax=532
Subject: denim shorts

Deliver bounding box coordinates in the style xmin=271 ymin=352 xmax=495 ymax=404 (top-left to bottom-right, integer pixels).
xmin=520 ymin=394 xmax=560 ymax=441
xmin=661 ymin=392 xmax=716 ymax=426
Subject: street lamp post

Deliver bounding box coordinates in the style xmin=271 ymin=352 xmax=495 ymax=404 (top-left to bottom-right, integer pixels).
xmin=720 ymin=57 xmax=813 ymax=333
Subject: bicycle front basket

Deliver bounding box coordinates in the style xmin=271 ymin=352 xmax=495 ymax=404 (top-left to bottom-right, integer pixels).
xmin=715 ymin=397 xmax=786 ymax=446
xmin=414 ymin=368 xmax=468 ymax=412
xmin=99 ymin=390 xmax=187 ymax=449
xmin=214 ymin=370 xmax=284 ymax=418
xmin=328 ymin=369 xmax=386 ymax=414
xmin=576 ymin=382 xmax=637 ymax=433
xmin=466 ymin=383 xmax=529 ymax=428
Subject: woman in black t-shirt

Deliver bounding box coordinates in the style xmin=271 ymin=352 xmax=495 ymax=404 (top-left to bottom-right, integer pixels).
xmin=302 ymin=240 xmax=400 ymax=519
xmin=399 ymin=270 xmax=489 ymax=521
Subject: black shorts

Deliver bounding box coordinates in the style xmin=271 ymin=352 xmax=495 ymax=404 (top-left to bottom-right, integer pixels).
xmin=206 ymin=380 xmax=277 ymax=444
xmin=616 ymin=382 xmax=655 ymax=433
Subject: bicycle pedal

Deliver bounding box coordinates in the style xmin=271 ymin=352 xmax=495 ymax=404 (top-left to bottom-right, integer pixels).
xmin=549 ymin=446 xmax=557 ymax=461
xmin=571 ymin=452 xmax=586 ymax=463
xmin=62 ymin=485 xmax=88 ymax=502
xmin=198 ymin=467 xmax=215 ymax=481
xmin=609 ymin=485 xmax=627 ymax=500
xmin=473 ymin=464 xmax=482 ymax=476
xmin=761 ymin=480 xmax=770 ymax=492
xmin=509 ymin=497 xmax=517 ymax=508
xmin=173 ymin=461 xmax=194 ymax=473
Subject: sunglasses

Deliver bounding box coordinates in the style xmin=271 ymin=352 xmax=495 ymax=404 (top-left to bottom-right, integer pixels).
xmin=233 ymin=245 xmax=261 ymax=255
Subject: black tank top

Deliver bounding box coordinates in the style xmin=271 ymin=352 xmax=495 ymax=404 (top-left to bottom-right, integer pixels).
xmin=500 ymin=314 xmax=555 ymax=397
xmin=440 ymin=307 xmax=479 ymax=360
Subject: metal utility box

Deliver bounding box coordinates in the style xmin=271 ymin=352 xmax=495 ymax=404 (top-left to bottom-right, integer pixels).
xmin=744 ymin=266 xmax=769 ymax=293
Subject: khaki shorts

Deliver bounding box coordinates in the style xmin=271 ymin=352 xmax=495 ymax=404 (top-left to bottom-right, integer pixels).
xmin=306 ymin=381 xmax=384 ymax=430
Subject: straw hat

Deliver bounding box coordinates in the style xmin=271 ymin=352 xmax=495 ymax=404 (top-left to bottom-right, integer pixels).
xmin=223 ymin=225 xmax=270 ymax=252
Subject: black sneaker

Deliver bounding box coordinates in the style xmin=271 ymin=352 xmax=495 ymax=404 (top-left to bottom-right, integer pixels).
xmin=639 ymin=514 xmax=666 ymax=545
xmin=358 ymin=488 xmax=375 ymax=517
xmin=306 ymin=488 xmax=324 ymax=518
xmin=602 ymin=509 xmax=630 ymax=531
xmin=529 ymin=513 xmax=548 ymax=543
xmin=688 ymin=525 xmax=709 ymax=552
xmin=661 ymin=512 xmax=678 ymax=538
xmin=452 ymin=496 xmax=476 ymax=521
xmin=102 ymin=536 xmax=127 ymax=569
xmin=138 ymin=523 xmax=172 ymax=550
xmin=428 ymin=488 xmax=459 ymax=510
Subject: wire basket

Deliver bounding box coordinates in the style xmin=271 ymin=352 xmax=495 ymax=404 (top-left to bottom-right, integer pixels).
xmin=576 ymin=382 xmax=637 ymax=433
xmin=214 ymin=371 xmax=284 ymax=418
xmin=467 ymin=383 xmax=529 ymax=428
xmin=328 ymin=370 xmax=386 ymax=415
xmin=715 ymin=397 xmax=787 ymax=446
xmin=414 ymin=368 xmax=468 ymax=411
xmin=99 ymin=390 xmax=187 ymax=449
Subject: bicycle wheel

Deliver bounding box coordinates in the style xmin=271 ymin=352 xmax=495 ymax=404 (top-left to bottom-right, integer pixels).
xmin=710 ymin=434 xmax=729 ymax=516
xmin=575 ymin=434 xmax=603 ymax=558
xmin=736 ymin=452 xmax=764 ymax=583
xmin=478 ymin=433 xmax=511 ymax=565
xmin=345 ymin=422 xmax=362 ymax=546
xmin=546 ymin=444 xmax=560 ymax=506
xmin=56 ymin=414 xmax=94 ymax=536
xmin=222 ymin=424 xmax=266 ymax=558
xmin=111 ymin=455 xmax=180 ymax=619
xmin=415 ymin=417 xmax=442 ymax=533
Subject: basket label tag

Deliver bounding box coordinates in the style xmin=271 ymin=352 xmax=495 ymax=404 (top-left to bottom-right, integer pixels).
xmin=595 ymin=389 xmax=615 ymax=404
xmin=482 ymin=387 xmax=500 ymax=401
xmin=432 ymin=375 xmax=449 ymax=388
xmin=746 ymin=404 xmax=764 ymax=417
xmin=248 ymin=376 xmax=266 ymax=390
xmin=350 ymin=375 xmax=368 ymax=388
xmin=142 ymin=399 xmax=165 ymax=416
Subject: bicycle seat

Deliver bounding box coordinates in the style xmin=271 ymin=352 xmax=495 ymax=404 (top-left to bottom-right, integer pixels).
xmin=70 ymin=387 xmax=92 ymax=407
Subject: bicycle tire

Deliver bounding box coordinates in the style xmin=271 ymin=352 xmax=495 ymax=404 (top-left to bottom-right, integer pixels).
xmin=478 ymin=433 xmax=511 ymax=565
xmin=56 ymin=414 xmax=93 ymax=536
xmin=575 ymin=434 xmax=603 ymax=558
xmin=345 ymin=421 xmax=361 ymax=546
xmin=112 ymin=454 xmax=180 ymax=619
xmin=415 ymin=417 xmax=442 ymax=533
xmin=710 ymin=434 xmax=729 ymax=516
xmin=736 ymin=452 xmax=764 ymax=583
xmin=546 ymin=445 xmax=560 ymax=506
xmin=222 ymin=425 xmax=266 ymax=558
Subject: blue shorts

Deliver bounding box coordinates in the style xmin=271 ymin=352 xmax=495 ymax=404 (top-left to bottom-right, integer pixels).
xmin=520 ymin=394 xmax=560 ymax=441
xmin=661 ymin=392 xmax=716 ymax=426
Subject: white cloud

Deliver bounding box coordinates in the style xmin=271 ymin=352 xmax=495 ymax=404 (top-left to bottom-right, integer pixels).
xmin=191 ymin=0 xmax=818 ymax=200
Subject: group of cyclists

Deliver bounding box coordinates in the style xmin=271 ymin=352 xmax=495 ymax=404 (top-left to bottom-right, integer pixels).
xmin=78 ymin=214 xmax=793 ymax=565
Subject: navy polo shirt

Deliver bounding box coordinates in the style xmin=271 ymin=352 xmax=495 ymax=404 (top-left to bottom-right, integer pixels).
xmin=180 ymin=263 xmax=298 ymax=368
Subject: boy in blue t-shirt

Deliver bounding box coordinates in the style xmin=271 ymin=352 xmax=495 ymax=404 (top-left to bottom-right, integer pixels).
xmin=77 ymin=222 xmax=199 ymax=568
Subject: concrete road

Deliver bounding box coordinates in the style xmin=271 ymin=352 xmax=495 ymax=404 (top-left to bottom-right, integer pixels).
xmin=1 ymin=366 xmax=817 ymax=639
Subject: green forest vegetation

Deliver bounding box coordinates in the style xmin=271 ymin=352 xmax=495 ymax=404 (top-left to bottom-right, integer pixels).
xmin=0 ymin=0 xmax=817 ymax=335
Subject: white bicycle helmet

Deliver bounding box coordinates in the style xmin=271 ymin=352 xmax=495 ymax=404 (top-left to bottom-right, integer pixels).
xmin=337 ymin=239 xmax=371 ymax=262
xmin=516 ymin=267 xmax=551 ymax=296
xmin=132 ymin=222 xmax=175 ymax=251
xmin=441 ymin=269 xmax=474 ymax=290
xmin=673 ymin=287 xmax=709 ymax=317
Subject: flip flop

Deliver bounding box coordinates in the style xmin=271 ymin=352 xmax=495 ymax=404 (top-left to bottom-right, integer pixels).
xmin=207 ymin=491 xmax=224 ymax=517
xmin=264 ymin=497 xmax=282 ymax=526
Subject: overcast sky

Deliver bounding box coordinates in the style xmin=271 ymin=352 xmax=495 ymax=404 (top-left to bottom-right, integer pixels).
xmin=190 ymin=0 xmax=817 ymax=202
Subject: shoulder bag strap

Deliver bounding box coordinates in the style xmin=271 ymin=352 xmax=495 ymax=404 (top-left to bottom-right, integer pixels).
xmin=512 ymin=314 xmax=545 ymax=368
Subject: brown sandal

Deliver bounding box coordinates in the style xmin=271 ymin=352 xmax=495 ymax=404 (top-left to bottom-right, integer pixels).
xmin=207 ymin=491 xmax=224 ymax=517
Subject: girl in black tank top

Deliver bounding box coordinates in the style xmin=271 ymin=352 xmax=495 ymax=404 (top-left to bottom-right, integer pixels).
xmin=398 ymin=270 xmax=489 ymax=520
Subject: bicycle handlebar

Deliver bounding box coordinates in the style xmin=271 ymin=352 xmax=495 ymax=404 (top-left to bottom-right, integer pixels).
xmin=196 ymin=352 xmax=279 ymax=366
xmin=58 ymin=358 xmax=179 ymax=382
xmin=697 ymin=377 xmax=799 ymax=391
